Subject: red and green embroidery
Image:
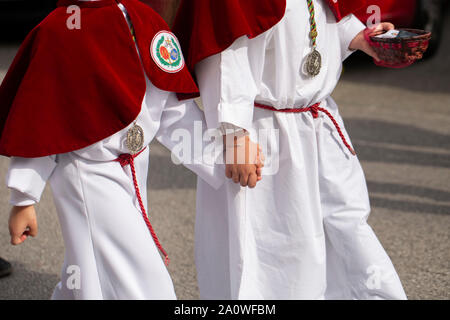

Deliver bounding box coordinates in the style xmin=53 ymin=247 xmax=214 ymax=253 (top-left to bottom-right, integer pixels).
xmin=151 ymin=31 xmax=185 ymax=73
xmin=155 ymin=36 xmax=182 ymax=68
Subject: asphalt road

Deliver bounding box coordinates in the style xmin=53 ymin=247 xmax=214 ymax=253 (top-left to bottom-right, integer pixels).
xmin=0 ymin=14 xmax=449 ymax=300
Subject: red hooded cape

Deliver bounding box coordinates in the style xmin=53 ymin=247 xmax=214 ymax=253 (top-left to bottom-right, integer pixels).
xmin=0 ymin=0 xmax=198 ymax=158
xmin=173 ymin=0 xmax=367 ymax=74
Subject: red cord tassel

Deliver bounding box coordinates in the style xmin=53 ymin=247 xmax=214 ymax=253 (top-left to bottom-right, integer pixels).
xmin=115 ymin=148 xmax=170 ymax=266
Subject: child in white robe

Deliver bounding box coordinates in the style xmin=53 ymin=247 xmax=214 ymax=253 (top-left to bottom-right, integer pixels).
xmin=4 ymin=0 xmax=262 ymax=300
xmin=173 ymin=0 xmax=407 ymax=299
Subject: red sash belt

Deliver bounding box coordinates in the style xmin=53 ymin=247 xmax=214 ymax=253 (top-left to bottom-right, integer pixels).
xmin=254 ymin=102 xmax=356 ymax=156
xmin=115 ymin=147 xmax=170 ymax=266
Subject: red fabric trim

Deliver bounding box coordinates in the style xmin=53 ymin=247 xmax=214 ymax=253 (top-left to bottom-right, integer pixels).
xmin=325 ymin=0 xmax=367 ymax=22
xmin=0 ymin=0 xmax=198 ymax=158
xmin=0 ymin=4 xmax=145 ymax=157
xmin=173 ymin=0 xmax=367 ymax=81
xmin=121 ymin=0 xmax=199 ymax=94
xmin=172 ymin=0 xmax=287 ymax=73
xmin=57 ymin=0 xmax=116 ymax=8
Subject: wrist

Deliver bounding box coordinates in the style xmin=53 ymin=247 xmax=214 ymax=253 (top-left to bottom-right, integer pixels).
xmin=349 ymin=30 xmax=364 ymax=51
xmin=223 ymin=131 xmax=249 ymax=148
xmin=220 ymin=122 xmax=248 ymax=137
xmin=12 ymin=205 xmax=34 ymax=212
xmin=10 ymin=205 xmax=35 ymax=220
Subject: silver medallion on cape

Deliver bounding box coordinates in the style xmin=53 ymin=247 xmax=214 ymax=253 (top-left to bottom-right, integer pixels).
xmin=126 ymin=122 xmax=144 ymax=155
xmin=304 ymin=48 xmax=322 ymax=77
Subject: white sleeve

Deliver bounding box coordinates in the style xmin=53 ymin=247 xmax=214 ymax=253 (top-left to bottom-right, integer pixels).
xmin=6 ymin=156 xmax=57 ymax=206
xmin=195 ymin=34 xmax=267 ymax=133
xmin=337 ymin=14 xmax=366 ymax=61
xmin=155 ymin=93 xmax=225 ymax=190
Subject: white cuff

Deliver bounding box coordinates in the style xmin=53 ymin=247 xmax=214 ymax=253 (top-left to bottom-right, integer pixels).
xmin=6 ymin=156 xmax=57 ymax=205
xmin=218 ymin=102 xmax=254 ymax=133
xmin=10 ymin=189 xmax=37 ymax=206
xmin=219 ymin=122 xmax=248 ymax=137
xmin=337 ymin=14 xmax=366 ymax=61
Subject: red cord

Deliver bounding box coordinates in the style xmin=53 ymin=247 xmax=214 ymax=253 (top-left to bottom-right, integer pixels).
xmin=254 ymin=102 xmax=356 ymax=156
xmin=115 ymin=148 xmax=170 ymax=266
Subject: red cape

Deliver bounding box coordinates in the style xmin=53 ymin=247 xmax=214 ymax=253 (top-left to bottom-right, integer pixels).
xmin=173 ymin=0 xmax=367 ymax=74
xmin=0 ymin=0 xmax=198 ymax=158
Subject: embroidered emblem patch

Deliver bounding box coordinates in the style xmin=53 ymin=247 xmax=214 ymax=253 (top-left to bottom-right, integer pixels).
xmin=151 ymin=31 xmax=184 ymax=73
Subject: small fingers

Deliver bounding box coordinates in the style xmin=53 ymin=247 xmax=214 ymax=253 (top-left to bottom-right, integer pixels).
xmin=28 ymin=219 xmax=38 ymax=237
xmin=256 ymin=160 xmax=263 ymax=170
xmin=373 ymin=22 xmax=395 ymax=36
xmin=240 ymin=173 xmax=249 ymax=187
xmin=232 ymin=167 xmax=240 ymax=184
xmin=20 ymin=233 xmax=28 ymax=242
xmin=225 ymin=165 xmax=233 ymax=179
xmin=257 ymin=167 xmax=263 ymax=178
xmin=256 ymin=154 xmax=265 ymax=168
xmin=10 ymin=233 xmax=25 ymax=245
xmin=248 ymin=173 xmax=258 ymax=188
xmin=256 ymin=151 xmax=265 ymax=169
xmin=9 ymin=224 xmax=25 ymax=245
xmin=383 ymin=22 xmax=395 ymax=31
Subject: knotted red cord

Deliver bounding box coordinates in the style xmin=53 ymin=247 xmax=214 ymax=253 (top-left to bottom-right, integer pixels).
xmin=255 ymin=102 xmax=356 ymax=156
xmin=115 ymin=147 xmax=170 ymax=266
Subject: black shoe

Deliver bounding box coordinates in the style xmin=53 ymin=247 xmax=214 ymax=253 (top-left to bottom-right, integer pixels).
xmin=0 ymin=257 xmax=12 ymax=278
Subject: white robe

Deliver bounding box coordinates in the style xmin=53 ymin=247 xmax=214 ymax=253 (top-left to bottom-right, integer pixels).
xmin=194 ymin=0 xmax=407 ymax=299
xmin=6 ymin=3 xmax=223 ymax=300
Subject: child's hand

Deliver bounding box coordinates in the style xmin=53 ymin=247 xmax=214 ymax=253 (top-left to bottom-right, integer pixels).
xmin=9 ymin=205 xmax=38 ymax=245
xmin=350 ymin=22 xmax=395 ymax=61
xmin=224 ymin=135 xmax=264 ymax=188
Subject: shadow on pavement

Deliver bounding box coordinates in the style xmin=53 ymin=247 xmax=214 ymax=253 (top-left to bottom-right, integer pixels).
xmin=0 ymin=261 xmax=59 ymax=299
xmin=369 ymin=181 xmax=450 ymax=202
xmin=368 ymin=181 xmax=450 ymax=215
xmin=345 ymin=119 xmax=450 ymax=168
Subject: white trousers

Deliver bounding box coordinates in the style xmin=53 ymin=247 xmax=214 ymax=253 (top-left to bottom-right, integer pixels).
xmin=195 ymin=98 xmax=407 ymax=300
xmin=49 ymin=148 xmax=176 ymax=299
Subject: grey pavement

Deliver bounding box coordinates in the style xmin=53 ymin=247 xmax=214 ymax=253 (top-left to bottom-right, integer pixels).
xmin=0 ymin=12 xmax=449 ymax=300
